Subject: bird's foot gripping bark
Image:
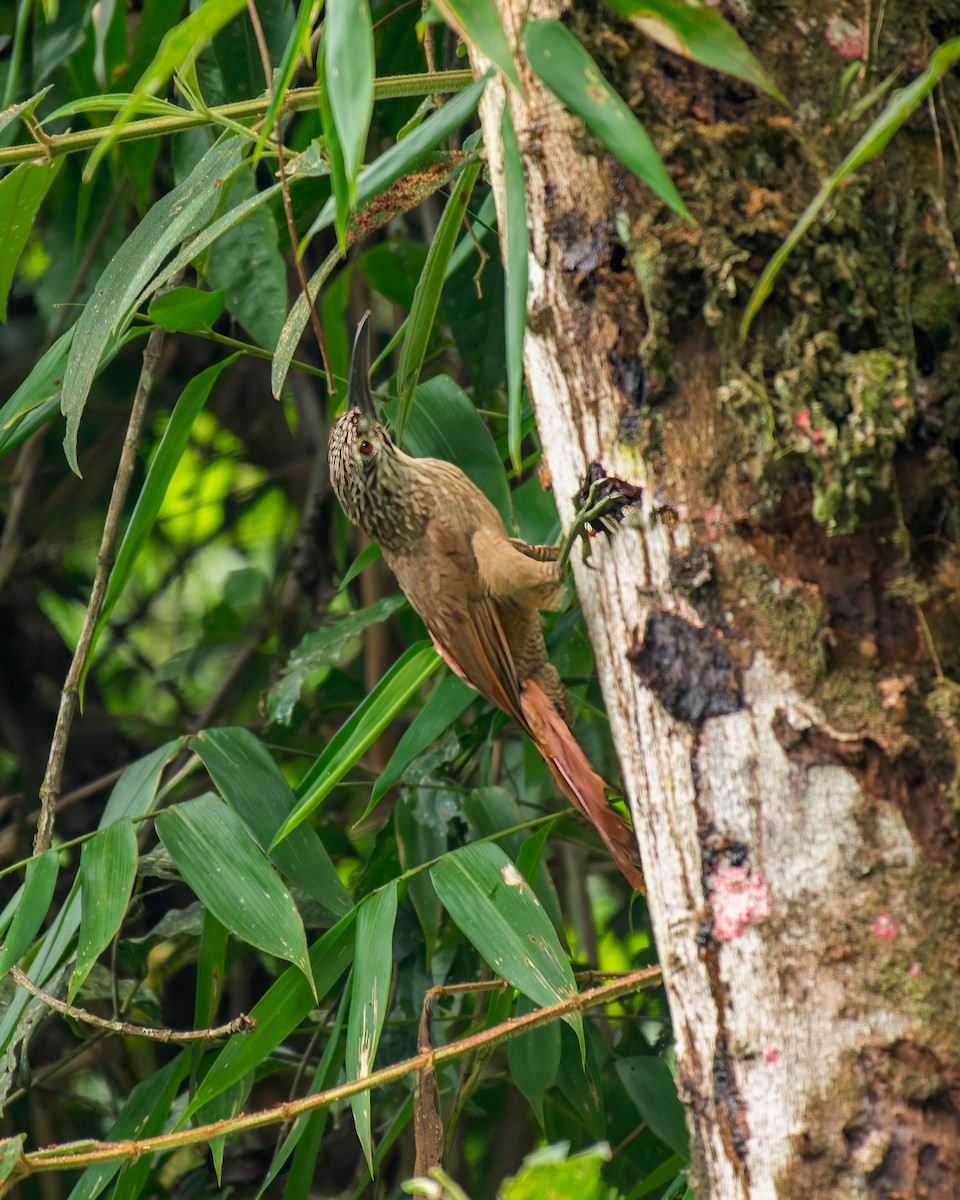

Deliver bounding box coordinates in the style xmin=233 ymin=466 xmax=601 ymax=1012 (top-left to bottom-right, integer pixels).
xmin=556 ymin=463 xmax=644 ymax=574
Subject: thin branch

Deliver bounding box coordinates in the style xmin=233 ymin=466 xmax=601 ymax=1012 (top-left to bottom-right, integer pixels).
xmin=0 ymin=72 xmax=476 ymax=167
xmin=34 ymin=319 xmax=172 ymax=854
xmin=246 ymin=0 xmax=333 ymax=391
xmin=9 ymin=967 xmax=255 ymax=1042
xmin=6 ymin=968 xmax=661 ymax=1191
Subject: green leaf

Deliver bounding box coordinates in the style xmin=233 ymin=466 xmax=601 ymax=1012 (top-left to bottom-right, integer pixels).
xmin=431 ymin=0 xmax=523 ymax=92
xmin=84 ymin=0 xmax=249 ymax=178
xmin=271 ymin=245 xmax=341 ymax=397
xmin=61 ymin=136 xmax=244 ymax=474
xmin=147 ymin=285 xmax=226 ymax=333
xmin=253 ymin=0 xmax=320 ymax=163
xmin=80 ymin=354 xmax=240 ymax=694
xmin=67 ymin=820 xmax=138 ymax=1002
xmin=372 ymin=672 xmax=474 ymax=803
xmin=394 ymin=789 xmax=448 ymax=958
xmin=430 ymin=842 xmax=583 ymax=1050
xmin=396 ymin=159 xmax=482 ymax=441
xmin=383 ymin=373 xmax=513 ymax=526
xmin=348 ymin=884 xmax=398 ymax=1174
xmin=303 ymin=74 xmax=489 ymax=244
xmin=0 ymin=1136 xmax=24 ymax=1184
xmin=507 ymin=995 xmax=561 ymax=1128
xmin=616 ymin=1056 xmax=690 ymax=1160
xmin=69 ymin=1053 xmax=190 ymax=1200
xmin=339 ymin=541 xmax=383 ymax=590
xmin=208 ymin=167 xmax=287 ymax=349
xmin=0 ymin=158 xmax=63 ymax=322
xmin=326 ymin=0 xmax=374 ymax=201
xmin=191 ymin=727 xmax=352 ymax=920
xmin=499 ymin=1142 xmax=611 ymax=1200
xmin=0 ymin=851 xmax=58 ymax=981
xmin=318 ymin=40 xmax=351 ymax=253
xmin=271 ymin=642 xmax=442 ymax=847
xmin=156 ymin=793 xmax=315 ymax=995
xmin=183 ymin=910 xmax=356 ymax=1120
xmin=741 ymin=36 xmax=960 ymax=339
xmin=500 ymin=102 xmax=528 ymax=475
xmin=605 ymin=0 xmax=784 ymax=101
xmin=0 ymin=86 xmax=53 ymax=136
xmin=267 ymin=594 xmax=408 ymax=726
xmin=525 ymin=20 xmax=692 ymax=222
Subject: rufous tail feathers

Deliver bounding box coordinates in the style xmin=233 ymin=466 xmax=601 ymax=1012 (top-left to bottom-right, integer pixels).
xmin=520 ymin=680 xmax=645 ymax=892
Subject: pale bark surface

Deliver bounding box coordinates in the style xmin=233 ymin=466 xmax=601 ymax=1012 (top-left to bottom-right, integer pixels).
xmin=475 ymin=3 xmax=960 ymax=1197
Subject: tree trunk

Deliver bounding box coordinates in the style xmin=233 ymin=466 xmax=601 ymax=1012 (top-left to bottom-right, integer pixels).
xmin=475 ymin=4 xmax=960 ymax=1197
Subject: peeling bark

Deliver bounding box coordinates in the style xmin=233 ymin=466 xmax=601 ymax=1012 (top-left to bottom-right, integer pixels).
xmin=473 ymin=2 xmax=960 ymax=1196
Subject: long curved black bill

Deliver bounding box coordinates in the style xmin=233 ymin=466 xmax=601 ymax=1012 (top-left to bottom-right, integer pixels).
xmin=348 ymin=312 xmax=376 ymax=418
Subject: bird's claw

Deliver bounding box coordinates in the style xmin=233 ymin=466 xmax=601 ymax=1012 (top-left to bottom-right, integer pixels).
xmin=557 ymin=466 xmax=643 ymax=573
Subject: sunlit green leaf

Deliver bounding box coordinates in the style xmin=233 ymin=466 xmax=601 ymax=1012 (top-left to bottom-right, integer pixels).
xmin=0 ymin=1136 xmax=24 ymax=1185
xmin=348 ymin=884 xmax=398 ymax=1174
xmin=431 ymin=842 xmax=583 ymax=1050
xmin=253 ymin=0 xmax=321 ymax=163
xmin=0 ymin=158 xmax=63 ymax=322
xmin=156 ymin=793 xmax=315 ymax=994
xmin=326 ymin=0 xmax=374 ymax=201
xmin=525 ymin=20 xmax=692 ymax=222
xmin=271 ymin=642 xmax=442 ymax=846
xmin=499 ymin=1142 xmax=611 ymax=1200
xmin=68 ymin=820 xmax=138 ymax=1002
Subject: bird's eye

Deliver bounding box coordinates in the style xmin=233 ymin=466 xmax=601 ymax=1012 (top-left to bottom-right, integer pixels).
xmin=358 ymin=438 xmax=374 ymax=456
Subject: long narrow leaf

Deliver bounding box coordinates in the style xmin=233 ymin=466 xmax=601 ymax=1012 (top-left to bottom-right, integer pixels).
xmin=61 ymin=136 xmax=243 ymax=473
xmin=84 ymin=0 xmax=248 ymax=178
xmin=741 ymin=36 xmax=960 ymax=338
xmin=253 ymin=0 xmax=321 ymax=163
xmin=347 ymin=884 xmax=398 ymax=1174
xmin=396 ymin=159 xmax=482 ymax=441
xmin=525 ymin=20 xmax=692 ymax=222
xmin=303 ymin=74 xmax=489 ymax=244
xmin=500 ymin=101 xmax=528 ymax=474
xmin=191 ymin=727 xmax=352 ymax=920
xmin=156 ymin=793 xmax=315 ymax=995
xmin=183 ymin=910 xmax=356 ymax=1120
xmin=430 ymin=842 xmax=583 ymax=1050
xmin=67 ymin=820 xmax=138 ymax=1001
xmin=271 ymin=642 xmax=441 ymax=848
xmin=0 ymin=159 xmax=63 ymax=322
xmin=80 ymin=354 xmax=240 ymax=695
xmin=0 ymin=851 xmax=58 ymax=981
xmin=432 ymin=0 xmax=523 ymax=92
xmin=326 ymin=0 xmax=374 ymax=202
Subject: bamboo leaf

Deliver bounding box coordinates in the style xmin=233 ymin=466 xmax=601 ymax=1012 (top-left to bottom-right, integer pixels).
xmin=0 ymin=851 xmax=59 ymax=981
xmin=156 ymin=793 xmax=315 ymax=995
xmin=61 ymin=136 xmax=243 ymax=474
xmin=147 ymin=285 xmax=225 ymax=332
xmin=347 ymin=884 xmax=398 ymax=1174
xmin=326 ymin=0 xmax=374 ymax=200
xmin=507 ymin=994 xmax=561 ymax=1128
xmin=396 ymin=159 xmax=482 ymax=440
xmin=616 ymin=1056 xmax=690 ymax=1160
xmin=430 ymin=842 xmax=583 ymax=1050
xmin=253 ymin=0 xmax=321 ymax=163
xmin=500 ymin=101 xmax=528 ymax=474
xmin=271 ymin=642 xmax=442 ymax=847
xmin=431 ymin=0 xmax=523 ymax=92
xmin=604 ymin=0 xmax=785 ymax=101
xmin=0 ymin=158 xmax=63 ymax=322
xmin=68 ymin=820 xmax=138 ymax=1002
xmin=525 ymin=20 xmax=692 ymax=222
xmin=80 ymin=354 xmax=241 ymax=695
xmin=191 ymin=726 xmax=352 ymax=920
xmin=183 ymin=910 xmax=356 ymax=1120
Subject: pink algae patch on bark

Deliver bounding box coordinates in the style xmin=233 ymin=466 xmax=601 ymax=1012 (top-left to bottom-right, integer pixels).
xmin=709 ymin=865 xmax=772 ymax=941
